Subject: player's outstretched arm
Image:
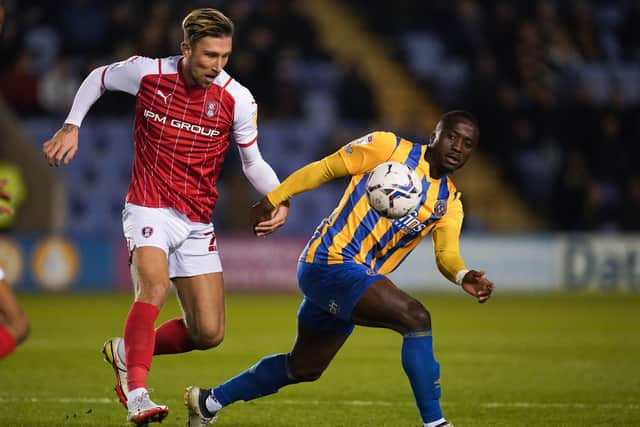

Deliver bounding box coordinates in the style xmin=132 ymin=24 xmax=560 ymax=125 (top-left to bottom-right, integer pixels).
xmin=250 ymin=151 xmax=350 ymax=238
xmin=43 ymin=124 xmax=79 ymax=167
xmin=460 ymin=270 xmax=495 ymax=303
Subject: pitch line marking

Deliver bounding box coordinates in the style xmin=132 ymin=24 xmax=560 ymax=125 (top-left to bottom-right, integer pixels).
xmin=0 ymin=397 xmax=637 ymax=410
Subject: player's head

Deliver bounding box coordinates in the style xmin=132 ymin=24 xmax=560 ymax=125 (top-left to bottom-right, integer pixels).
xmin=427 ymin=110 xmax=479 ymax=175
xmin=181 ymin=8 xmax=234 ymax=88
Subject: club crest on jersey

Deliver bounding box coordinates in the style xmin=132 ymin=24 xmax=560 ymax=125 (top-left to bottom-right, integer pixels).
xmin=433 ymin=200 xmax=447 ymax=218
xmin=206 ymin=101 xmax=219 ymax=118
xmin=141 ymin=226 xmax=154 ymax=238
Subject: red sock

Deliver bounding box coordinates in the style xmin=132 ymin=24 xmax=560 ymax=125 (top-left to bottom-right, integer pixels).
xmin=124 ymin=301 xmax=159 ymax=391
xmin=0 ymin=325 xmax=16 ymax=359
xmin=154 ymin=317 xmax=196 ymax=355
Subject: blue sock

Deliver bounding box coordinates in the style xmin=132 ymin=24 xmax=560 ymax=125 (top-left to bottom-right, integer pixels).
xmin=401 ymin=330 xmax=443 ymax=423
xmin=212 ymin=353 xmax=298 ymax=406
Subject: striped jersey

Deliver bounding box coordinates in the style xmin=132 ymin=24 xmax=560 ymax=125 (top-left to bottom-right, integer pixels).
xmin=100 ymin=55 xmax=258 ymax=223
xmin=300 ymin=131 xmax=464 ymax=274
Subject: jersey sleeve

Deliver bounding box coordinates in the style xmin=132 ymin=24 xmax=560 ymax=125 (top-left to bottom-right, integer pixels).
xmin=64 ymin=56 xmax=157 ymax=126
xmin=102 ymin=56 xmax=158 ymax=95
xmin=338 ymin=131 xmax=398 ymax=175
xmin=238 ymin=142 xmax=281 ymax=195
xmin=232 ymin=86 xmax=258 ymax=147
xmin=431 ymin=192 xmax=467 ymax=284
xmin=266 ymin=151 xmax=349 ymax=206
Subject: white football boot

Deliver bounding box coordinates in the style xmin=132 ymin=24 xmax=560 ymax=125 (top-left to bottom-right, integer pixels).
xmin=184 ymin=386 xmax=217 ymax=426
xmin=127 ymin=390 xmax=169 ymax=425
xmin=101 ymin=337 xmax=128 ymax=408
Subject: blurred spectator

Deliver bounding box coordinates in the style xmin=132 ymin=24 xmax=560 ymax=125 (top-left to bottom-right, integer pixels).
xmin=5 ymin=0 xmax=640 ymax=233
xmin=38 ymin=58 xmax=80 ymax=115
xmin=337 ymin=63 xmax=377 ymax=123
xmin=0 ymin=52 xmax=41 ymax=115
xmin=23 ymin=7 xmax=60 ymax=75
xmin=58 ymin=0 xmax=108 ymax=55
xmin=619 ymin=175 xmax=640 ymax=231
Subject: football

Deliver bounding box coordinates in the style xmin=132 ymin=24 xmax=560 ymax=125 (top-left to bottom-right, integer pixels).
xmin=365 ymin=161 xmax=422 ymax=219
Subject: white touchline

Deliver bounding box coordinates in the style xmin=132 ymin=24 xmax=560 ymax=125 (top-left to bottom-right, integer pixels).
xmin=0 ymin=397 xmax=637 ymax=410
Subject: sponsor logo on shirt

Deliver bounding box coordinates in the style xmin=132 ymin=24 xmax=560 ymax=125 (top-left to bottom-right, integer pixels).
xmin=394 ymin=209 xmax=427 ymax=234
xmin=143 ymin=109 xmax=221 ymax=137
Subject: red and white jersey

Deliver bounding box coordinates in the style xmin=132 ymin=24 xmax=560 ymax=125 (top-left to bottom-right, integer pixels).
xmin=100 ymin=56 xmax=259 ymax=223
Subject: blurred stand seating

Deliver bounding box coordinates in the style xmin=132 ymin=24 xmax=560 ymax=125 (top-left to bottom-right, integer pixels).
xmin=3 ymin=0 xmax=639 ymax=234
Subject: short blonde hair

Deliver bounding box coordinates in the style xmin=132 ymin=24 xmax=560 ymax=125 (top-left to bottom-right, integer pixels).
xmin=182 ymin=8 xmax=234 ymax=46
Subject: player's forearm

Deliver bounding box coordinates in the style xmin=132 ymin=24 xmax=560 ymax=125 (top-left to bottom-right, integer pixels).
xmin=432 ymin=217 xmax=466 ymax=285
xmin=64 ymin=66 xmax=106 ymax=127
xmin=239 ymin=144 xmax=281 ymax=194
xmin=267 ymin=151 xmax=349 ymax=206
xmin=242 ymin=158 xmax=280 ymax=195
xmin=435 ymin=250 xmax=467 ymax=284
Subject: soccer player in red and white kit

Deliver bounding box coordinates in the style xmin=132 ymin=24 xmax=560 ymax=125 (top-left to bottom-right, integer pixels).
xmin=43 ymin=9 xmax=288 ymax=426
xmin=0 ymin=178 xmax=30 ymax=360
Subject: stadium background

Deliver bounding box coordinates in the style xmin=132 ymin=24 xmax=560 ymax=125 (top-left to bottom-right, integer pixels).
xmin=0 ymin=1 xmax=638 ymax=426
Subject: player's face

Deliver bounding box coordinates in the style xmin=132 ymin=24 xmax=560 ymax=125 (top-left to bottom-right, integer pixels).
xmin=430 ymin=117 xmax=478 ymax=174
xmin=181 ymin=36 xmax=232 ymax=88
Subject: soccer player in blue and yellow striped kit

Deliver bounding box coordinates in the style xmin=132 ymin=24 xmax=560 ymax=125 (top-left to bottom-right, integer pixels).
xmin=185 ymin=110 xmax=495 ymax=427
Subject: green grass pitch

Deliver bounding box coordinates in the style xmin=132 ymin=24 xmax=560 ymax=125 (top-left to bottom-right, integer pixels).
xmin=0 ymin=292 xmax=638 ymax=426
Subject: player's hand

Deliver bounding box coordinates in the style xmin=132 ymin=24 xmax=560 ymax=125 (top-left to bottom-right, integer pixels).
xmin=255 ymin=202 xmax=289 ymax=237
xmin=461 ymin=270 xmax=495 ymax=303
xmin=250 ymin=197 xmax=275 ymax=235
xmin=43 ymin=124 xmax=79 ymax=167
xmin=0 ymin=178 xmax=13 ymax=215
xmin=250 ymin=197 xmax=289 ymax=237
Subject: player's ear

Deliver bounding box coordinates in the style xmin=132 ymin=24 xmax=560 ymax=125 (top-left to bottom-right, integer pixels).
xmin=180 ymin=41 xmax=191 ymax=57
xmin=428 ymin=131 xmax=437 ymax=146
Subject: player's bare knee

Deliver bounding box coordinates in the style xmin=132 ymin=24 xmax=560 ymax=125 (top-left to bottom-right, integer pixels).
xmin=289 ymin=365 xmax=324 ymax=382
xmin=135 ymin=281 xmax=170 ymax=306
xmin=288 ymin=356 xmax=325 ymax=382
xmin=194 ymin=327 xmax=225 ymax=349
xmin=404 ymin=299 xmax=431 ymax=332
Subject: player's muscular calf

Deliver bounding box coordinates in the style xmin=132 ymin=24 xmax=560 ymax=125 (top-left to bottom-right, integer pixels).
xmin=174 ymin=273 xmax=226 ymax=349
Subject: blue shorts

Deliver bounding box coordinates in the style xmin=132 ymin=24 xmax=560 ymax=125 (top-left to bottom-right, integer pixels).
xmin=296 ymin=261 xmax=384 ymax=336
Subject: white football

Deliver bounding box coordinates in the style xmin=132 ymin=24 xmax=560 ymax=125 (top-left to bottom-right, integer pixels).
xmin=365 ymin=161 xmax=422 ymax=219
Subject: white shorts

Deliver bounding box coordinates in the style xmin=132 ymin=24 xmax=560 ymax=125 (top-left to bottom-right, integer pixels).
xmin=122 ymin=203 xmax=222 ymax=278
xmin=0 ymin=267 xmax=4 ymax=281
